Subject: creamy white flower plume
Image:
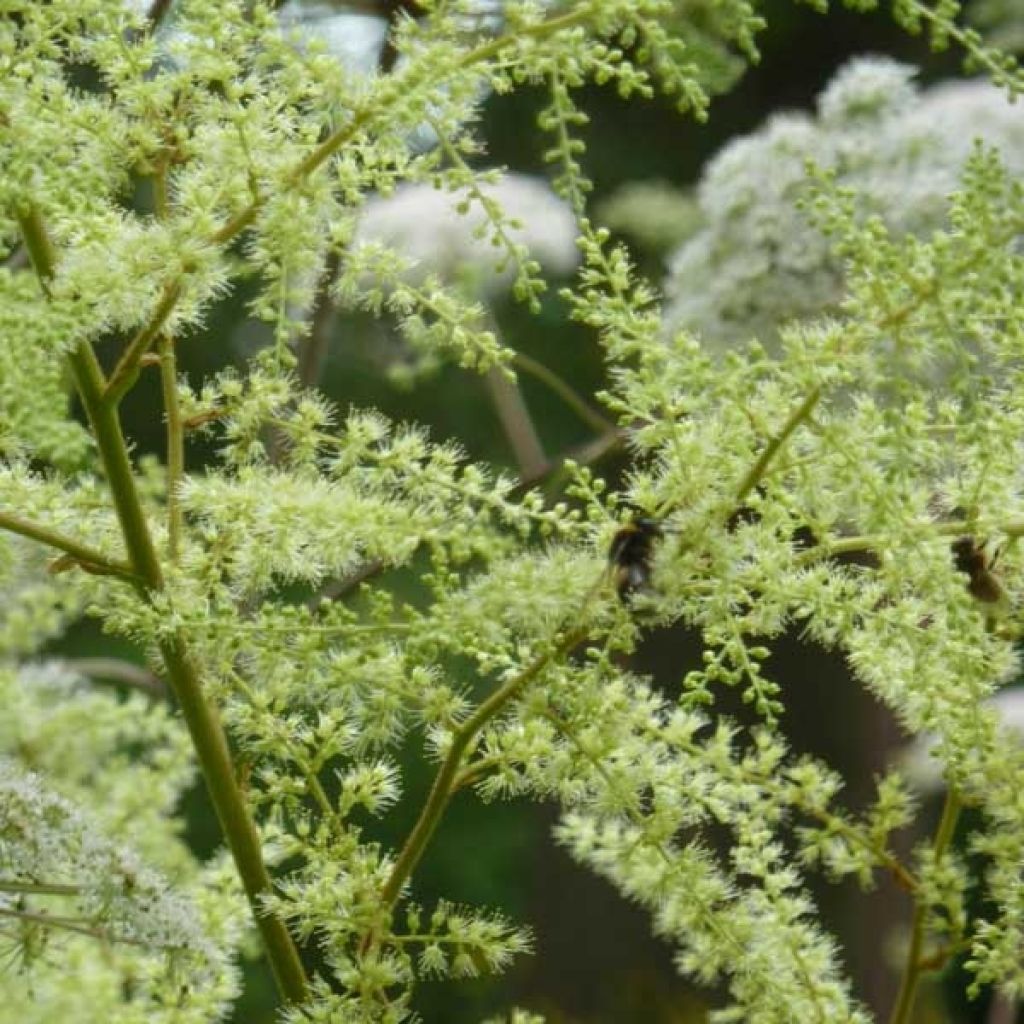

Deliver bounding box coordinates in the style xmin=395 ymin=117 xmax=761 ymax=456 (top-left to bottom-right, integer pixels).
xmin=664 ymin=57 xmax=1024 ymax=347
xmin=354 ymin=173 xmax=579 ymax=296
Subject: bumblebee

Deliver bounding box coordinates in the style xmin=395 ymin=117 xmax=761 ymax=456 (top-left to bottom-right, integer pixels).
xmin=608 ymin=517 xmax=663 ymax=601
xmin=951 ymin=535 xmax=1005 ymax=604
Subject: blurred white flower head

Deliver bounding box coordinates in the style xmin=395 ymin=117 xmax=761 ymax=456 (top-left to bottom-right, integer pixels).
xmin=664 ymin=57 xmax=1024 ymax=347
xmin=354 ymin=173 xmax=579 ymax=296
xmin=903 ymin=686 xmax=1024 ymax=793
xmin=277 ymin=1 xmax=387 ymax=75
xmin=130 ymin=0 xmax=387 ymax=76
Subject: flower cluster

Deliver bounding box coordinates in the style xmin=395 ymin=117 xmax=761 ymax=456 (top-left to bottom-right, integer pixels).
xmin=4 ymin=1 xmax=1024 ymax=1023
xmin=0 ymin=755 xmax=243 ymax=1023
xmin=664 ymin=56 xmax=1024 ymax=347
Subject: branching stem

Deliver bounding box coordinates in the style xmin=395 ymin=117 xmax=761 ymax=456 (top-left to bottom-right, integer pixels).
xmin=734 ymin=384 xmax=822 ymax=507
xmin=17 ymin=206 xmax=310 ymax=1007
xmin=888 ymin=786 xmax=962 ymax=1024
xmin=105 ymin=280 xmax=183 ymax=405
xmin=0 ymin=511 xmax=137 ymax=583
xmin=376 ymin=625 xmax=588 ymax=912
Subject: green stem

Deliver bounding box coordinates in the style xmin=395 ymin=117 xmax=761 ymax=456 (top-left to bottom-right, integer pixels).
xmin=13 ymin=205 xmax=55 ymax=296
xmin=903 ymin=0 xmax=1022 ymax=88
xmin=451 ymin=753 xmax=504 ymax=793
xmin=809 ymin=809 xmax=917 ymax=893
xmin=794 ymin=521 xmax=972 ymax=567
xmin=66 ymin=343 xmax=163 ymax=585
xmin=512 ymin=351 xmax=615 ymax=435
xmin=69 ymin=344 xmax=310 ymax=1006
xmin=734 ymin=384 xmax=822 ymax=507
xmin=0 ymin=510 xmax=137 ymax=583
xmin=153 ymin=160 xmax=170 ymax=219
xmin=158 ymin=334 xmax=184 ymax=563
xmin=0 ymin=881 xmax=80 ymax=897
xmin=888 ymin=787 xmax=962 ymax=1024
xmin=18 ymin=206 xmax=310 ymax=1007
xmin=104 ymin=280 xmax=183 ymax=405
xmin=377 ymin=625 xmax=586 ymax=911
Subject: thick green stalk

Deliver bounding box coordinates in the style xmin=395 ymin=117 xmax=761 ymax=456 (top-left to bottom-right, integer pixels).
xmin=66 ymin=344 xmax=165 ymax=585
xmin=17 ymin=206 xmax=310 ymax=1006
xmin=70 ymin=336 xmax=310 ymax=1009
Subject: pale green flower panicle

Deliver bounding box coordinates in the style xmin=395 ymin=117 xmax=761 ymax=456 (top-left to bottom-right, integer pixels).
xmin=3 ymin=1 xmax=1024 ymax=1022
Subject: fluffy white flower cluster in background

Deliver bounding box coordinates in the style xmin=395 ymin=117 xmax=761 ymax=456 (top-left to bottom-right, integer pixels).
xmin=354 ymin=173 xmax=580 ymax=295
xmin=0 ymin=654 xmax=245 ymax=1022
xmin=0 ymin=757 xmax=243 ymax=1023
xmin=664 ymin=57 xmax=1024 ymax=346
xmin=342 ymin=172 xmax=579 ymax=380
xmin=0 ymin=759 xmax=206 ymax=952
xmin=277 ymin=1 xmax=387 ymax=74
xmin=0 ymin=660 xmax=194 ymax=869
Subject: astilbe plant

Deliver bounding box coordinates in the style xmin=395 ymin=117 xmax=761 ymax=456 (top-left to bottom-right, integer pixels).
xmin=2 ymin=1 xmax=1024 ymax=1022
